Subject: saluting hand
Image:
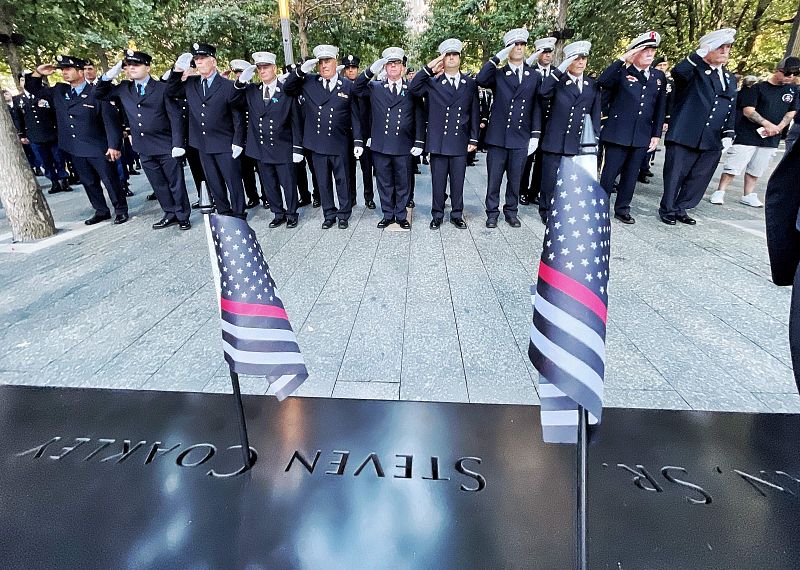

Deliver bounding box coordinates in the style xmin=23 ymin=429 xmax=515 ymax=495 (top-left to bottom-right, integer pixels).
xmin=427 ymin=54 xmax=445 ymax=74
xmin=104 ymin=60 xmax=124 ymax=81
xmin=174 ymin=52 xmax=193 ymax=72
xmin=621 ymin=45 xmax=645 ymax=64
xmin=238 ymin=64 xmax=257 ymax=84
xmin=696 ymin=43 xmax=713 ymax=58
xmin=35 ymin=64 xmax=56 ymax=77
xmin=300 ymin=59 xmax=319 ymax=74
xmin=526 ymin=50 xmax=543 ymax=67
xmin=370 ymin=58 xmax=388 ymax=75
xmin=494 ymin=45 xmax=513 ymax=63
xmin=557 ymin=55 xmax=578 ymax=73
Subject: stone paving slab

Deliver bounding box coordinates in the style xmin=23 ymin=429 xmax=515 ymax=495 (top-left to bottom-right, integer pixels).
xmin=0 ymin=145 xmax=797 ymax=415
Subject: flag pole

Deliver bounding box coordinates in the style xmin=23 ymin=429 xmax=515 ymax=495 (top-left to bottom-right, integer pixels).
xmin=200 ymin=184 xmax=253 ymax=470
xmin=576 ymin=405 xmax=588 ymax=570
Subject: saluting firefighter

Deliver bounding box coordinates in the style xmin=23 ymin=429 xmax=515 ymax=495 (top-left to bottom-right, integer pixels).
xmin=476 ymin=28 xmax=543 ymax=228
xmin=597 ymin=32 xmax=667 ymax=224
xmin=230 ymin=58 xmax=268 ymax=210
xmin=283 ymin=45 xmax=364 ymax=230
xmin=96 ymin=50 xmax=192 ymax=230
xmin=519 ymin=36 xmax=556 ymax=207
xmin=167 ymin=43 xmax=247 ymax=218
xmin=409 ymin=38 xmax=479 ymax=230
xmin=235 ymin=52 xmax=303 ymax=228
xmin=354 ymin=47 xmax=426 ymax=229
xmin=658 ymin=29 xmax=737 ymax=226
xmin=28 ymin=56 xmax=129 ymax=225
xmin=535 ymin=41 xmax=602 ymax=224
xmin=15 ymin=73 xmax=72 ymax=194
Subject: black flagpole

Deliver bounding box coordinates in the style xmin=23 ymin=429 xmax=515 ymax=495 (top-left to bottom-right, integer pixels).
xmin=577 ymin=405 xmax=588 ymax=570
xmin=200 ymin=182 xmax=253 ymax=470
xmin=229 ymin=370 xmax=253 ymax=468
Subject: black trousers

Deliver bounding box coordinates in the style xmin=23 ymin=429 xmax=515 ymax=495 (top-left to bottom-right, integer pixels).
xmin=140 ymin=153 xmax=191 ymax=222
xmin=407 ymin=154 xmax=416 ymax=206
xmin=485 ymin=144 xmax=526 ymax=221
xmin=372 ymin=151 xmax=411 ymax=221
xmin=303 ymin=148 xmax=320 ymax=202
xmin=429 ymin=153 xmax=466 ymax=221
xmin=30 ymin=141 xmax=68 ymax=183
xmin=71 ymin=155 xmax=128 ymax=216
xmin=660 ymin=142 xmax=721 ymax=218
xmin=257 ymin=161 xmax=298 ymax=221
xmin=348 ymin=145 xmax=375 ymax=203
xmin=241 ymin=155 xmax=263 ymax=203
xmin=520 ymin=146 xmax=544 ymax=202
xmin=198 ymin=151 xmax=245 ymax=217
xmin=186 ymin=147 xmax=206 ymax=199
xmin=600 ymin=143 xmax=648 ymax=216
xmin=296 ymin=158 xmax=310 ymax=202
xmin=311 ymin=152 xmax=351 ymax=222
xmin=539 ymin=151 xmax=564 ymax=219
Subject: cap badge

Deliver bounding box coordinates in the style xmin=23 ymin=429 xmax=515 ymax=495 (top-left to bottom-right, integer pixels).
xmin=193 ymin=43 xmax=199 ymax=50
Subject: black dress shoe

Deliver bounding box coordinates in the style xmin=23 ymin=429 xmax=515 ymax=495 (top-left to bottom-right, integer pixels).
xmin=532 ymin=196 xmax=539 ymax=205
xmin=312 ymin=199 xmax=321 ymax=208
xmin=34 ymin=167 xmax=45 ymax=176
xmin=286 ymin=219 xmax=298 ymax=228
xmin=298 ymin=197 xmax=311 ymax=207
xmin=338 ymin=219 xmax=349 ymax=229
xmin=128 ymin=168 xmax=140 ymax=176
xmin=407 ymin=199 xmax=415 ymax=209
xmin=246 ymin=198 xmax=259 ymax=209
xmin=637 ymin=172 xmax=651 ymax=184
xmin=539 ymin=214 xmax=547 ymax=224
xmin=113 ymin=214 xmax=129 ymax=225
xmin=519 ymin=195 xmax=530 ymax=205
xmin=152 ymin=217 xmax=178 ymax=229
xmin=125 ymin=189 xmax=134 ymax=197
xmin=676 ymin=214 xmax=696 ymax=225
xmin=261 ymin=200 xmax=270 ymax=209
xmin=191 ymin=200 xmax=201 ymax=209
xmin=365 ymin=200 xmax=376 ymax=209
xmin=48 ymin=182 xmax=61 ymax=194
xmin=611 ymin=183 xmax=618 ymax=194
xmin=450 ymin=218 xmax=467 ymax=229
xmin=486 ymin=219 xmax=498 ymax=228
xmin=84 ymin=213 xmax=111 ymax=225
xmin=322 ymin=219 xmax=335 ymax=229
xmin=397 ymin=219 xmax=411 ymax=230
xmin=430 ymin=218 xmax=441 ymax=230
xmin=179 ymin=221 xmax=191 ymax=230
xmin=60 ymin=180 xmax=73 ymax=192
xmin=269 ymin=218 xmax=286 ymax=228
xmin=614 ymin=213 xmax=635 ymax=224
xmin=642 ymin=169 xmax=654 ymax=177
xmin=377 ymin=218 xmax=394 ymax=229
xmin=506 ymin=217 xmax=521 ymax=228
xmin=413 ymin=167 xmax=421 ymax=174
xmin=660 ymin=215 xmax=677 ymax=225
xmin=146 ymin=192 xmax=157 ymax=201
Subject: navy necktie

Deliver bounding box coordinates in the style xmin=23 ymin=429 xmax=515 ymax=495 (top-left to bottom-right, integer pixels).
xmin=392 ymin=83 xmax=398 ymax=96
xmin=138 ymin=84 xmax=145 ymax=97
xmin=202 ymin=78 xmax=208 ymax=96
xmin=70 ymin=88 xmax=77 ymax=99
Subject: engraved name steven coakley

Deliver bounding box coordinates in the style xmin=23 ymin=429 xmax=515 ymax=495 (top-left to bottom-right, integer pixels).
xmin=606 ymin=462 xmax=800 ymax=504
xmin=14 ymin=437 xmax=486 ymax=491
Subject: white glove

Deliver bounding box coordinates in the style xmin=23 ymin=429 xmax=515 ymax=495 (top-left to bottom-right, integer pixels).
xmin=366 ymin=138 xmax=372 ymax=148
xmin=526 ymin=50 xmax=543 ymax=67
xmin=353 ymin=146 xmax=363 ymax=159
xmin=558 ymin=55 xmax=578 ymax=73
xmin=171 ymin=147 xmax=186 ymax=158
xmin=696 ymin=44 xmax=712 ymax=58
xmin=278 ymin=72 xmax=290 ymax=82
xmin=721 ymin=137 xmax=733 ymax=150
xmin=336 ymin=65 xmax=345 ymax=73
xmin=232 ymin=145 xmax=243 ymax=159
xmin=239 ymin=64 xmax=256 ymax=83
xmin=410 ymin=146 xmax=423 ymax=157
xmin=370 ymin=58 xmax=388 ymax=75
xmin=103 ymin=60 xmax=124 ymax=81
xmin=174 ymin=52 xmax=193 ymax=72
xmin=300 ymin=59 xmax=318 ymax=74
xmin=494 ymin=45 xmax=513 ymax=63
xmin=527 ymin=138 xmax=539 ymax=156
xmin=292 ymin=152 xmax=304 ymax=163
xmin=162 ymin=69 xmax=172 ymax=81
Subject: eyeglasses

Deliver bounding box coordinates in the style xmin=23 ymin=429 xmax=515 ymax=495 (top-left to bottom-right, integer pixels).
xmin=514 ymin=42 xmax=527 ymax=46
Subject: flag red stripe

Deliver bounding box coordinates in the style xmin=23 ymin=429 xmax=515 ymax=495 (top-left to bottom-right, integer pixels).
xmin=537 ymin=261 xmax=607 ymax=324
xmin=220 ymin=298 xmax=289 ymax=319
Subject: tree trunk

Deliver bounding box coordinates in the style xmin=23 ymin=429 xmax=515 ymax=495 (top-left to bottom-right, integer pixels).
xmin=298 ymin=19 xmax=309 ymax=60
xmin=0 ymin=5 xmax=23 ymax=82
xmin=0 ymin=106 xmax=57 ymax=242
xmin=555 ymin=0 xmax=568 ymax=63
